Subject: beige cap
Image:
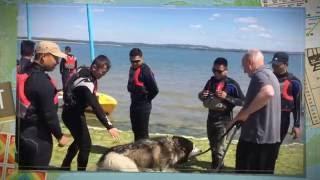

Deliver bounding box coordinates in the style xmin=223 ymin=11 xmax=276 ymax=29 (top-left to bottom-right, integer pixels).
xmin=35 ymin=41 xmax=67 ymax=59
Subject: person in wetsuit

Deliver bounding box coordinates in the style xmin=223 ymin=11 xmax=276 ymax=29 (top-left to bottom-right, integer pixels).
xmin=18 ymin=40 xmax=35 ymax=74
xmin=61 ymin=55 xmax=120 ymax=171
xmin=127 ymin=48 xmax=159 ymax=141
xmin=198 ymin=57 xmax=244 ymax=170
xmin=59 ymin=46 xmax=77 ymax=89
xmin=271 ymin=52 xmax=302 ymax=143
xmin=17 ymin=41 xmax=69 ymax=170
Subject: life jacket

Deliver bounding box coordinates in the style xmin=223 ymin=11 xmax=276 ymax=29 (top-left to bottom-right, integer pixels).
xmin=280 ymin=78 xmax=294 ymax=112
xmin=215 ymin=81 xmax=225 ymax=91
xmin=63 ymin=67 xmax=97 ymax=108
xmin=64 ymin=55 xmax=77 ymax=70
xmin=133 ymin=67 xmax=144 ymax=87
xmin=202 ymin=79 xmax=228 ymax=111
xmin=128 ymin=66 xmax=148 ymax=94
xmin=16 ymin=72 xmax=59 ymax=119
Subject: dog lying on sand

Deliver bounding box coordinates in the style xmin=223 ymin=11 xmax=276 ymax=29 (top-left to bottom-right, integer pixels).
xmin=96 ymin=136 xmax=201 ymax=172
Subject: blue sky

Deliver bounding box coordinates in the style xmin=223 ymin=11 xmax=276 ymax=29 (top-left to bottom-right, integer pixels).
xmin=18 ymin=4 xmax=305 ymax=52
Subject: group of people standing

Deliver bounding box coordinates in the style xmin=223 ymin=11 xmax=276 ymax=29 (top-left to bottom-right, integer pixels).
xmin=16 ymin=40 xmax=301 ymax=174
xmin=198 ymin=49 xmax=301 ymax=174
xmin=16 ymin=40 xmax=158 ymax=171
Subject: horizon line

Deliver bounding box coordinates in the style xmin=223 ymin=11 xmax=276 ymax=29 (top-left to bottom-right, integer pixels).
xmin=17 ymin=36 xmax=304 ymax=54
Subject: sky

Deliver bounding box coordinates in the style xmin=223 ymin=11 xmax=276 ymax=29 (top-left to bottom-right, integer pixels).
xmin=17 ymin=4 xmax=305 ymax=52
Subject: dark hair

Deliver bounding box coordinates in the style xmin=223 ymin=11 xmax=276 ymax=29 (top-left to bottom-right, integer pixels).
xmin=91 ymin=55 xmax=111 ymax=70
xmin=65 ymin=46 xmax=71 ymax=51
xmin=20 ymin=40 xmax=35 ymax=56
xmin=129 ymin=48 xmax=143 ymax=57
xmin=214 ymin=57 xmax=228 ymax=67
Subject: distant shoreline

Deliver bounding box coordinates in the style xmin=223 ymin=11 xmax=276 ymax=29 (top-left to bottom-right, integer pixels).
xmin=17 ymin=36 xmax=304 ymax=54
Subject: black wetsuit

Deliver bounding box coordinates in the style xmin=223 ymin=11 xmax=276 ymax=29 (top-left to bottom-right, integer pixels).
xmin=18 ymin=64 xmax=63 ymax=170
xmin=275 ymin=72 xmax=301 ymax=142
xmin=127 ymin=63 xmax=159 ymax=141
xmin=61 ymin=67 xmax=113 ymax=171
xmin=199 ymin=76 xmax=244 ymax=169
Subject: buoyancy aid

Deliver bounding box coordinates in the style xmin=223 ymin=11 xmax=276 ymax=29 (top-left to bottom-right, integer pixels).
xmin=64 ymin=55 xmax=77 ymax=70
xmin=280 ymin=78 xmax=295 ymax=112
xmin=202 ymin=79 xmax=228 ymax=111
xmin=128 ymin=66 xmax=148 ymax=94
xmin=16 ymin=72 xmax=59 ymax=119
xmin=133 ymin=67 xmax=144 ymax=87
xmin=63 ymin=67 xmax=97 ymax=107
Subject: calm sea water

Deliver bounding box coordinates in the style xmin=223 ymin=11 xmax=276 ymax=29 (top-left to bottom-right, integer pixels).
xmin=18 ymin=41 xmax=305 ymax=139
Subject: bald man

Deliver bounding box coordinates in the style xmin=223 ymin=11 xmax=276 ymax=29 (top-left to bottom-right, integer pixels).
xmin=227 ymin=49 xmax=281 ymax=174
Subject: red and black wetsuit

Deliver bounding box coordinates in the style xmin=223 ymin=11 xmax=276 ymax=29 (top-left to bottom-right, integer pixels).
xmin=61 ymin=67 xmax=113 ymax=171
xmin=17 ymin=63 xmax=63 ymax=170
xmin=276 ymin=72 xmax=301 ymax=142
xmin=127 ymin=63 xmax=159 ymax=141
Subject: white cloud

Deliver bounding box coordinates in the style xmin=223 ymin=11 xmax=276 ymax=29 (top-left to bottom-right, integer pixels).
xmin=189 ymin=24 xmax=202 ymax=29
xmin=248 ymin=24 xmax=265 ymax=31
xmin=209 ymin=13 xmax=221 ymax=21
xmin=234 ymin=17 xmax=257 ymax=24
xmin=259 ymin=33 xmax=272 ymax=39
xmin=239 ymin=24 xmax=266 ymax=32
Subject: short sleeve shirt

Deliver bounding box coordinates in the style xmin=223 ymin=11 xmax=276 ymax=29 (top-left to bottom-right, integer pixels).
xmin=240 ymin=66 xmax=281 ymax=144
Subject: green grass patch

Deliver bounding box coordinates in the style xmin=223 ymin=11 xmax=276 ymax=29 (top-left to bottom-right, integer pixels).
xmin=50 ymin=126 xmax=304 ymax=175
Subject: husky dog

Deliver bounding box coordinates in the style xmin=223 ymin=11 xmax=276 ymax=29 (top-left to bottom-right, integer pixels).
xmin=97 ymin=136 xmax=200 ymax=172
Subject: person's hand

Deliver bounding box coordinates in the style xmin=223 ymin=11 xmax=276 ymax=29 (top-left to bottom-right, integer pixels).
xmin=202 ymin=90 xmax=210 ymax=97
xmin=234 ymin=109 xmax=249 ymax=122
xmin=215 ymin=90 xmax=227 ymax=99
xmin=58 ymin=135 xmax=69 ymax=147
xmin=291 ymin=127 xmax=301 ymax=139
xmin=226 ymin=109 xmax=249 ymax=130
xmin=108 ymin=128 xmax=120 ymax=140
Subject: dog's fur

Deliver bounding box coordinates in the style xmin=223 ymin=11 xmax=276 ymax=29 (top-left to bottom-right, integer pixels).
xmin=96 ymin=136 xmax=200 ymax=172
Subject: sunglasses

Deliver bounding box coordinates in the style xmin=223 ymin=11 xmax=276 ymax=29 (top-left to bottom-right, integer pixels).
xmin=212 ymin=69 xmax=225 ymax=74
xmin=130 ymin=60 xmax=141 ymax=64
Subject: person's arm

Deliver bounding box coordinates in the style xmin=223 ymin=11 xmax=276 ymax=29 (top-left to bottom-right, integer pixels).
xmin=290 ymin=78 xmax=302 ymax=139
xmin=198 ymin=80 xmax=210 ymax=101
xmin=143 ymin=66 xmax=159 ymax=101
xmin=224 ymin=81 xmax=245 ymax=106
xmin=60 ymin=59 xmax=65 ymax=74
xmin=227 ymin=84 xmax=274 ymax=130
xmin=77 ymin=86 xmax=114 ymax=129
xmin=291 ymin=79 xmax=302 ymax=128
xmin=127 ymin=67 xmax=134 ymax=93
xmin=241 ymin=84 xmax=274 ymax=117
xmin=35 ymin=75 xmax=63 ymax=140
xmin=75 ymin=58 xmax=78 ymax=69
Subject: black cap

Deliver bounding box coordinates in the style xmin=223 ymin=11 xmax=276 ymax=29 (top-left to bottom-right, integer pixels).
xmin=270 ymin=52 xmax=289 ymax=64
